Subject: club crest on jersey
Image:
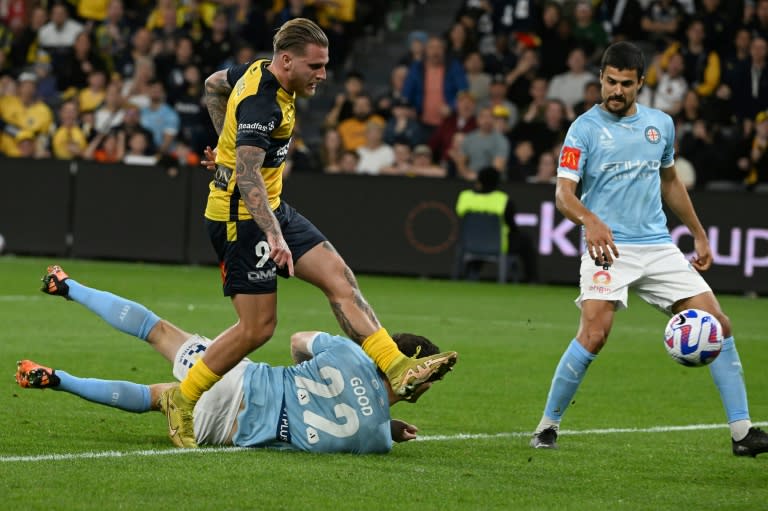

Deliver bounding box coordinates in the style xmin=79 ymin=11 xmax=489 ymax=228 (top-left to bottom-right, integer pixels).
xmin=645 ymin=126 xmax=661 ymax=144
xmin=560 ymin=146 xmax=581 ymax=170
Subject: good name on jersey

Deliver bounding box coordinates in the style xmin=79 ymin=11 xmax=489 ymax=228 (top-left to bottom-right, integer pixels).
xmin=349 ymin=376 xmax=374 ymax=417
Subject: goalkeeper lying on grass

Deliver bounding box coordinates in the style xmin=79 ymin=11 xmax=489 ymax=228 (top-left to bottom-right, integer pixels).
xmin=16 ymin=265 xmax=443 ymax=453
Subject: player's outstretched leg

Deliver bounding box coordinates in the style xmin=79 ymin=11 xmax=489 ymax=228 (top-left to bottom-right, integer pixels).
xmin=16 ymin=360 xmax=151 ymax=413
xmin=40 ymin=265 xmax=160 ymax=341
xmin=159 ymin=384 xmax=197 ymax=448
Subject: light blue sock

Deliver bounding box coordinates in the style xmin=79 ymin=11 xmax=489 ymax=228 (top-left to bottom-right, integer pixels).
xmin=543 ymin=339 xmax=596 ymax=420
xmin=709 ymin=337 xmax=750 ymax=423
xmin=66 ymin=279 xmax=160 ymax=340
xmin=54 ymin=370 xmax=151 ymax=413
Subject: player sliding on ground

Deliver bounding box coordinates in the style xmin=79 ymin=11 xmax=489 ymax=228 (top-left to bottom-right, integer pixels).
xmin=19 ymin=266 xmax=443 ymax=452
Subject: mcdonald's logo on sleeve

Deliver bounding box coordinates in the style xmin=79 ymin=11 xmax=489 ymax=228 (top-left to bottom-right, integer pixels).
xmin=559 ymin=146 xmax=581 ymax=170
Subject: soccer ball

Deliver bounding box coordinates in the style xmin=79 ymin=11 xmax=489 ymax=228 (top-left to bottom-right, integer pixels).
xmin=663 ymin=309 xmax=723 ymax=367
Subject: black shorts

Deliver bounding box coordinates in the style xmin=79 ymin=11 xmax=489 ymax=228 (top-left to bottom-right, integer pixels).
xmin=206 ymin=201 xmax=327 ymax=296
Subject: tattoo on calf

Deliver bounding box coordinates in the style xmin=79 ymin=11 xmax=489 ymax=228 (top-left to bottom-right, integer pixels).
xmin=331 ymin=302 xmax=365 ymax=342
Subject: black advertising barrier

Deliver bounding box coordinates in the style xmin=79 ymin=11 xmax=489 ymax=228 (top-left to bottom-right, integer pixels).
xmin=0 ymin=156 xmax=765 ymax=294
xmin=0 ymin=157 xmax=71 ymax=256
xmin=70 ymin=161 xmax=189 ymax=262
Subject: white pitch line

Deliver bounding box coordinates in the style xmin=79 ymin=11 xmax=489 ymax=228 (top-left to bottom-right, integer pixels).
xmin=2 ymin=421 xmax=765 ymax=463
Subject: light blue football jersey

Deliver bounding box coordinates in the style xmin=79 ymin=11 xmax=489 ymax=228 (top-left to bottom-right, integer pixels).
xmin=232 ymin=333 xmax=392 ymax=454
xmin=556 ymin=104 xmax=675 ymax=244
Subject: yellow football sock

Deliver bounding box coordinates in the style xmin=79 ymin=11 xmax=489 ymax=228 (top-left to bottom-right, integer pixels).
xmin=361 ymin=327 xmax=407 ymax=373
xmin=179 ymin=358 xmax=222 ymax=403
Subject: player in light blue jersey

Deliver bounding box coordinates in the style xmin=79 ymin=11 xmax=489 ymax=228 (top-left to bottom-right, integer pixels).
xmin=16 ymin=266 xmax=440 ymax=453
xmin=530 ymin=41 xmax=768 ymax=457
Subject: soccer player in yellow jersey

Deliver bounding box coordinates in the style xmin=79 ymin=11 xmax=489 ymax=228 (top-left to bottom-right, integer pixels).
xmin=161 ymin=18 xmax=458 ymax=448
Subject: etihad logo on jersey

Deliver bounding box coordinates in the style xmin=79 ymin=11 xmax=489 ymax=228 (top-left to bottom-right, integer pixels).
xmin=238 ymin=120 xmax=275 ymax=134
xmin=600 ymin=160 xmax=661 ymax=172
xmin=559 ymin=146 xmax=581 ymax=170
xmin=645 ymin=126 xmax=661 ymax=144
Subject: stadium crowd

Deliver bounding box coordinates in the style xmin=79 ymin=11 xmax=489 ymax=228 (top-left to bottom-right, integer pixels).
xmin=1 ymin=0 xmax=767 ymax=189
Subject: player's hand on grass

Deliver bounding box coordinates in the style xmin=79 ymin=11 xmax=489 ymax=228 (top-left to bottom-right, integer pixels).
xmin=691 ymin=236 xmax=713 ymax=271
xmin=390 ymin=419 xmax=418 ymax=442
xmin=201 ymin=146 xmax=217 ymax=171
xmin=583 ymin=216 xmax=619 ymax=265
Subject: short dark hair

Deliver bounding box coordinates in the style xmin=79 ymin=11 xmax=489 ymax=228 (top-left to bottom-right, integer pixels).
xmin=600 ymin=41 xmax=645 ymax=79
xmin=392 ymin=333 xmax=440 ymax=358
xmin=477 ymin=166 xmax=500 ymax=192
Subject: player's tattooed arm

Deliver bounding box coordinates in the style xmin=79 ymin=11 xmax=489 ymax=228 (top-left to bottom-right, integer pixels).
xmin=235 ymin=146 xmax=281 ymax=237
xmin=204 ymin=69 xmax=232 ymax=135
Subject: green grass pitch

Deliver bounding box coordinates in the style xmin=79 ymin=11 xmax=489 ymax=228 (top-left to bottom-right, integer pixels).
xmin=1 ymin=256 xmax=766 ymax=510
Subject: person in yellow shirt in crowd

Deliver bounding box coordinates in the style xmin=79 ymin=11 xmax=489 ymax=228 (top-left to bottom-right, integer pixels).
xmin=337 ymin=93 xmax=385 ymax=151
xmin=0 ymin=71 xmax=53 ymax=157
xmin=52 ymin=100 xmax=87 ymax=159
xmin=78 ymin=69 xmax=108 ymax=115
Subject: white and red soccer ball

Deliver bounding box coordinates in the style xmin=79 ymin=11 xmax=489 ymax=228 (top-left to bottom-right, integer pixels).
xmin=664 ymin=309 xmax=723 ymax=367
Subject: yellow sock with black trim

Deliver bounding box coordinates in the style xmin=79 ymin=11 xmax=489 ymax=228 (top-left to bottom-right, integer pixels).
xmin=179 ymin=358 xmax=222 ymax=403
xmin=361 ymin=327 xmax=407 ymax=373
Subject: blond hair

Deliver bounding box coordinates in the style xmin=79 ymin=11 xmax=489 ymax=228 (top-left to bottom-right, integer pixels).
xmin=273 ymin=17 xmax=328 ymax=55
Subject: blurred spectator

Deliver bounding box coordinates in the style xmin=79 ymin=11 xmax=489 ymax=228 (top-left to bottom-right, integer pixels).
xmin=480 ymin=76 xmax=518 ymax=131
xmin=675 ymin=89 xmax=702 ymax=137
xmin=429 ymin=90 xmax=477 ymax=165
xmin=56 ymin=31 xmax=108 ymax=93
xmin=318 ymin=127 xmax=344 ymax=173
xmin=32 ymin=58 xmax=59 ymax=106
xmin=455 ymin=106 xmax=510 ymax=179
xmin=84 ymin=129 xmax=125 ymax=163
xmin=546 ymin=47 xmax=597 ymax=110
xmin=337 ymin=93 xmax=385 ymax=151
xmin=527 ymin=150 xmax=557 ymax=184
xmin=0 ymin=71 xmax=53 ymax=157
xmin=514 ymin=98 xmax=570 ymax=159
xmin=283 ymin=133 xmax=320 ymax=177
xmin=401 ymin=144 xmax=446 ymax=177
xmin=122 ymin=56 xmax=155 ymax=109
xmin=749 ymin=0 xmax=768 ymax=41
xmin=315 ymin=0 xmax=357 ymax=76
xmin=146 ymin=0 xmax=181 ymax=36
xmin=383 ymin=97 xmax=424 ymax=146
xmin=78 ymin=69 xmax=108 ymax=115
xmin=93 ymin=0 xmax=132 ymax=74
xmin=123 ymin=130 xmax=157 ymax=165
xmin=446 ymin=21 xmax=476 ymax=62
xmin=38 ymin=2 xmax=84 ymax=53
xmin=7 ymin=6 xmax=47 ymax=75
xmin=640 ymin=52 xmax=689 ymax=115
xmin=641 ymin=0 xmax=687 ymax=50
xmin=51 ymin=100 xmax=87 ymax=159
xmin=356 ymin=119 xmax=395 ymax=175
xmin=482 ymin=33 xmax=516 ymax=77
xmin=648 ymin=18 xmax=720 ymax=98
xmin=679 ymin=118 xmax=736 ymax=186
xmin=8 ymin=129 xmax=45 ymax=158
xmin=699 ymin=0 xmax=735 ymax=55
xmin=227 ymin=0 xmax=271 ymax=53
xmin=76 ymin=0 xmax=110 ymax=26
xmin=573 ymin=80 xmax=600 ymax=117
xmin=140 ymin=80 xmax=179 ymax=156
xmin=274 ymin=0 xmax=318 ymax=29
xmin=159 ymin=36 xmax=199 ymax=103
xmin=726 ymin=35 xmax=768 ymax=123
xmin=380 ymin=142 xmax=412 ymax=176
xmin=536 ymin=2 xmax=571 ymax=80
xmin=519 ymin=76 xmax=549 ymax=124
xmin=721 ymin=26 xmax=752 ymax=87
xmin=507 ymin=139 xmax=537 ymax=182
xmin=505 ymin=47 xmax=540 ymax=107
xmin=324 ymin=70 xmax=365 ymax=128
xmin=398 ymin=30 xmax=427 ymax=67
xmin=112 ymin=103 xmax=155 ymax=154
xmin=402 ymin=35 xmax=469 ymax=135
xmin=0 ymin=0 xmax=27 ymax=28
xmin=197 ymin=10 xmax=235 ymax=77
xmin=160 ymin=135 xmax=203 ymax=176
xmin=173 ymin=64 xmax=210 ymax=153
xmin=490 ymin=105 xmax=513 ymax=136
xmin=745 ymin=108 xmax=768 ymax=187
xmin=375 ymin=65 xmax=409 ymax=117
xmin=178 ymin=0 xmax=216 ymax=44
xmin=599 ymin=0 xmax=646 ymax=43
xmin=115 ymin=27 xmax=153 ymax=79
xmin=335 ymin=149 xmax=360 ymax=174
xmin=490 ymin=0 xmax=537 ymax=36
xmin=93 ymin=81 xmax=125 ymax=134
xmin=464 ymin=51 xmax=492 ymax=104
xmin=570 ymin=0 xmax=609 ymax=65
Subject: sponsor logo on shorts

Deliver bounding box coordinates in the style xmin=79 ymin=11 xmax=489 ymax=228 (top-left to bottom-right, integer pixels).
xmin=589 ymin=270 xmax=612 ymax=294
xmin=247 ymin=268 xmax=277 ymax=282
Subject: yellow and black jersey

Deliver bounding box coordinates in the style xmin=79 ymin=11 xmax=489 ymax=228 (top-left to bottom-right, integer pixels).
xmin=206 ymin=59 xmax=296 ymax=222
